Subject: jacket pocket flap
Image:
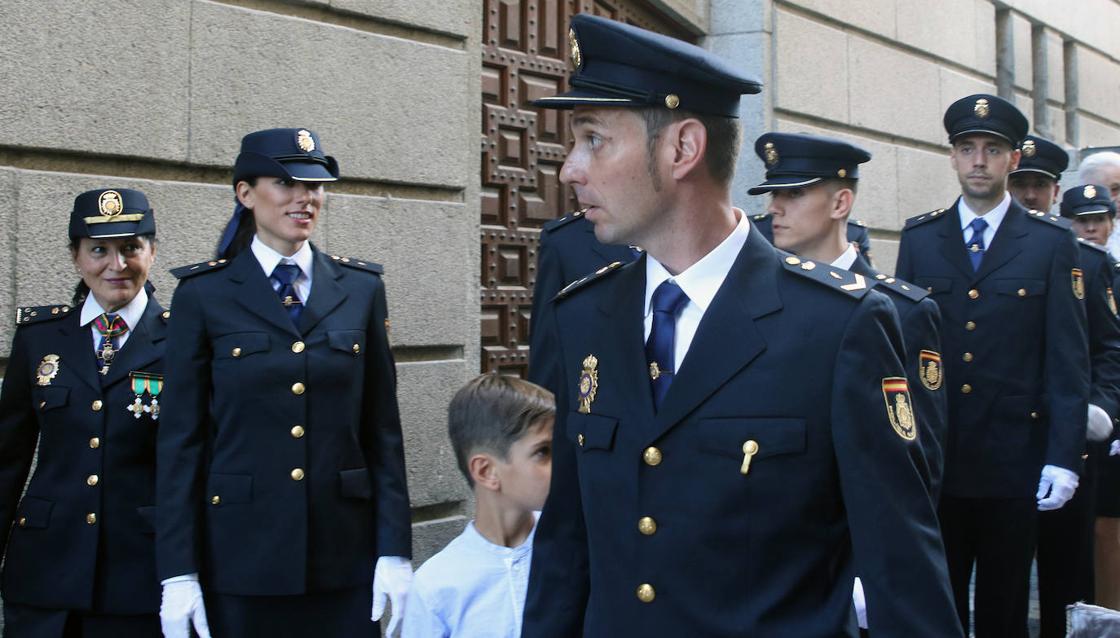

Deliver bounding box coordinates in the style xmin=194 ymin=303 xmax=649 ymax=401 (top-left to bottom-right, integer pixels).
xmin=36 ymin=386 xmax=69 ymax=411
xmin=993 ymin=279 xmax=1046 ymax=297
xmin=915 ymin=277 xmax=953 ymax=294
xmin=213 ymin=333 xmax=270 ymax=359
xmin=16 ymin=496 xmax=53 ymax=529
xmin=697 ymin=417 xmax=808 ymax=460
xmin=339 ymin=468 xmax=372 ymax=500
xmin=327 ymin=330 xmax=366 ymax=354
xmin=566 ymin=412 xmax=619 ymax=451
xmin=207 ymin=473 xmax=253 ymax=504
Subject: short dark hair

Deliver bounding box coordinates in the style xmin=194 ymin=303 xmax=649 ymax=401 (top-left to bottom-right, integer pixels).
xmin=637 ymin=107 xmax=741 ymax=187
xmin=821 ymin=177 xmax=859 ymax=195
xmin=448 ymin=373 xmax=555 ymax=487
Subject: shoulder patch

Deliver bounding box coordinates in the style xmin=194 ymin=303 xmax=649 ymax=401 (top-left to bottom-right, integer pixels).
xmin=903 ymin=208 xmax=947 ymax=229
xmin=779 ymin=252 xmax=871 ymax=299
xmin=329 ymin=255 xmax=384 ymax=275
xmin=1024 ymin=209 xmax=1073 ymax=230
xmin=870 ymin=273 xmax=929 ymax=303
xmin=542 ymin=209 xmax=587 ymax=233
xmin=553 ymin=260 xmax=626 ymax=301
xmin=16 ymin=304 xmax=74 ymax=326
xmin=170 ymin=258 xmax=231 ymax=279
xmin=1077 ymin=237 xmax=1109 ymax=254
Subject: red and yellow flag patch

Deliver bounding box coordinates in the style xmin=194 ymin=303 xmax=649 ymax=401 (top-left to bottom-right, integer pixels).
xmin=918 ymin=350 xmax=943 ymax=391
xmin=882 ymin=377 xmax=918 ymax=441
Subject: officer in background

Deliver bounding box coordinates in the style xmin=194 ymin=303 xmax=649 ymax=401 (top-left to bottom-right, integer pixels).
xmin=1010 ymin=137 xmax=1120 ymax=637
xmin=751 ymin=211 xmax=875 ymax=265
xmin=896 ymin=95 xmax=1090 ymax=637
xmin=524 ymin=14 xmax=959 ymax=637
xmin=1077 ymin=152 xmax=1120 ymax=259
xmin=156 ymin=128 xmax=412 ymax=637
xmin=0 ymin=189 xmax=166 ymax=636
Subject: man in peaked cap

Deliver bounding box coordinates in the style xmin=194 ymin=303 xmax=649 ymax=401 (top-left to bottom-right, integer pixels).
xmin=896 ymin=94 xmax=1090 ymax=637
xmin=1008 ymin=134 xmax=1069 ymax=214
xmin=524 ymin=13 xmax=959 ymax=637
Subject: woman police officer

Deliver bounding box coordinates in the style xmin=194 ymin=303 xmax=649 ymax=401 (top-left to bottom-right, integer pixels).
xmin=156 ymin=128 xmax=413 ymax=637
xmin=0 ymin=188 xmax=165 ymax=636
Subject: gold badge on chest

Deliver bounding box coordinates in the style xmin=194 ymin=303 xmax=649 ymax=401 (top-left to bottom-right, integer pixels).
xmin=882 ymin=377 xmax=918 ymax=441
xmin=578 ymin=354 xmax=599 ymax=414
xmin=36 ymin=354 xmax=61 ymax=386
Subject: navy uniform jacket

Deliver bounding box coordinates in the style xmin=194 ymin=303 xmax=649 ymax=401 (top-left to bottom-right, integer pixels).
xmin=156 ymin=247 xmax=411 ymax=595
xmin=0 ymin=297 xmax=167 ymax=614
xmin=528 ymin=212 xmax=637 ymax=390
xmin=1077 ymin=240 xmax=1120 ymax=427
xmin=752 ymin=213 xmax=874 ymax=264
xmin=523 ymin=229 xmax=960 ymax=637
xmin=895 ymin=200 xmax=1090 ymax=497
xmin=850 ymin=255 xmax=948 ymax=499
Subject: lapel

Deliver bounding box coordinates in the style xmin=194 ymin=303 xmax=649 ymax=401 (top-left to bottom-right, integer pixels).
xmin=225 ymin=249 xmax=301 ymax=337
xmin=297 ymin=248 xmax=349 ymax=335
xmin=938 ymin=198 xmax=977 ymax=280
xmin=648 ymin=230 xmax=781 ymax=441
xmin=101 ymin=296 xmax=167 ymax=388
xmin=971 ymin=202 xmax=1026 ymax=283
xmin=594 ymin=255 xmax=656 ymax=427
xmin=56 ymin=313 xmax=102 ymax=394
xmin=849 ymin=254 xmax=878 ymax=278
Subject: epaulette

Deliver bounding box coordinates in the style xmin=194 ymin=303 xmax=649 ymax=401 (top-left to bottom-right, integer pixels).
xmin=542 ymin=209 xmax=587 ymax=233
xmin=1078 ymin=237 xmax=1109 ymax=254
xmin=553 ymin=260 xmax=626 ymax=302
xmin=849 ymin=218 xmax=867 ymax=228
xmin=1024 ymin=209 xmax=1072 ymax=229
xmin=870 ymin=273 xmax=929 ymax=303
xmin=329 ymin=255 xmax=383 ymax=275
xmin=16 ymin=304 xmax=74 ymax=326
xmin=779 ymin=253 xmax=871 ymax=299
xmin=903 ymin=208 xmax=947 ymax=229
xmin=752 ymin=213 xmax=771 ymax=222
xmin=170 ymin=258 xmax=231 ymax=279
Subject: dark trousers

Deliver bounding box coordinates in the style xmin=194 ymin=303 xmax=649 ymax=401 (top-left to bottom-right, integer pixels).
xmin=204 ymin=585 xmax=377 ymax=638
xmin=1037 ymin=454 xmax=1097 ymax=638
xmin=940 ymin=495 xmax=1037 ymax=638
xmin=3 ymin=603 xmax=160 ymax=638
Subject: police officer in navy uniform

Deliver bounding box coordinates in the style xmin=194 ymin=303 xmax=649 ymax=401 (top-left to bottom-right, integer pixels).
xmin=896 ymin=95 xmax=1090 ymax=637
xmin=0 ymin=188 xmax=165 ymax=637
xmin=1009 ymin=140 xmax=1120 ymax=637
xmin=523 ymin=14 xmax=960 ymax=637
xmin=155 ymin=128 xmax=412 ymax=638
xmin=751 ymin=212 xmax=875 ymax=265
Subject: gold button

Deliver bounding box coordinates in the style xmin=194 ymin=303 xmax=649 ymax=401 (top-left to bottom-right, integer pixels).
xmin=86 ymin=513 xmax=97 ymax=525
xmin=1031 ymin=411 xmax=1040 ymax=419
xmin=291 ymin=425 xmax=305 ymax=439
xmin=91 ymin=400 xmax=103 ymax=412
xmin=963 ymin=352 xmax=973 ymax=362
xmin=577 ymin=433 xmax=585 ymax=446
xmin=965 ymin=321 xmax=976 ymax=331
xmin=636 ymin=583 xmax=656 ymax=603
xmin=352 ymin=343 xmax=360 ymax=354
xmin=18 ymin=517 xmax=26 ymax=527
xmin=638 ymin=516 xmax=657 ymax=536
xmin=643 ymin=447 xmax=662 ymax=466
xmin=211 ymin=495 xmax=221 ymax=505
xmin=162 ymin=310 xmax=171 ymax=319
xmin=291 ymin=468 xmax=305 ymax=481
xmin=39 ymin=400 xmax=46 ymax=409
xmin=291 ymin=341 xmax=305 ymax=353
xmin=87 ymin=474 xmax=99 ymax=486
xmin=89 ymin=437 xmax=100 ymax=449
xmin=968 ymin=289 xmax=979 ymax=299
xmin=292 ymin=382 xmax=305 ymax=395
xmin=1018 ymin=288 xmax=1027 ymax=297
xmin=961 ymin=384 xmax=973 ymax=394
xmin=232 ymin=347 xmax=242 ymax=357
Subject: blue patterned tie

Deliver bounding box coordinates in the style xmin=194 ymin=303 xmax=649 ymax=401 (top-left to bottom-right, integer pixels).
xmin=645 ymin=280 xmax=690 ymax=411
xmin=966 ymin=217 xmax=989 ymax=271
xmin=271 ymin=264 xmax=303 ymax=324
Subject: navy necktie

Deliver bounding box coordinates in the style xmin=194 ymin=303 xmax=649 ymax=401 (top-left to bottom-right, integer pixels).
xmin=645 ymin=280 xmax=690 ymax=411
xmin=271 ymin=264 xmax=303 ymax=324
xmin=966 ymin=217 xmax=989 ymax=271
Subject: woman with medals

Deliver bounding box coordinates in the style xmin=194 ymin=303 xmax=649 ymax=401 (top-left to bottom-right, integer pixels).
xmin=0 ymin=188 xmax=165 ymax=637
xmin=156 ymin=128 xmax=413 ymax=638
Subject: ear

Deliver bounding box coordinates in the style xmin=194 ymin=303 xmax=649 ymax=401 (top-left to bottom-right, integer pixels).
xmin=468 ymin=453 xmax=501 ymax=492
xmin=235 ymin=180 xmax=256 ymax=210
xmin=829 ymin=187 xmax=855 ymax=221
xmin=1050 ymin=182 xmax=1061 ymax=201
xmin=667 ymin=118 xmax=709 ymax=181
xmin=1008 ymin=149 xmax=1022 ymax=172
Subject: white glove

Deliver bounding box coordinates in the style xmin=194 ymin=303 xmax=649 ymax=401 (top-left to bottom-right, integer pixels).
xmin=1088 ymin=404 xmax=1114 ymax=442
xmin=1111 ymin=440 xmax=1120 ymax=456
xmin=1037 ymin=464 xmax=1080 ymax=511
xmin=159 ymin=574 xmax=212 ymax=638
xmin=371 ymin=555 xmax=413 ymax=636
xmin=852 ymin=577 xmax=868 ymax=629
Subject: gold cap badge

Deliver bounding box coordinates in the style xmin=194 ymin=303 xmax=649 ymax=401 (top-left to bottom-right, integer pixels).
xmin=568 ymin=28 xmax=582 ymax=69
xmin=1021 ymin=139 xmax=1036 ymax=157
xmin=98 ymin=190 xmax=123 ymax=217
xmin=764 ymin=142 xmax=779 ymax=166
xmin=578 ymin=354 xmax=599 ymax=414
xmin=664 ymin=94 xmax=680 ymax=109
xmin=1085 ymin=185 xmax=1098 ymax=199
xmin=918 ymin=350 xmax=943 ymax=391
xmin=837 ymin=168 xmax=847 ymax=178
xmin=882 ymin=377 xmax=917 ymax=441
xmin=974 ymin=98 xmax=990 ymax=118
xmin=296 ymin=129 xmax=315 ymax=153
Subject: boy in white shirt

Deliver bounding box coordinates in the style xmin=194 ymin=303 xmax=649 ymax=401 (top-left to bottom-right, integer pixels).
xmin=402 ymin=373 xmax=554 ymax=638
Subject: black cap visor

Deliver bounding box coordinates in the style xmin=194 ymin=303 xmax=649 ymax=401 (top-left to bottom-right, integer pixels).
xmin=747 ymin=176 xmax=824 ymax=195
xmin=1009 ymin=167 xmax=1061 ymax=180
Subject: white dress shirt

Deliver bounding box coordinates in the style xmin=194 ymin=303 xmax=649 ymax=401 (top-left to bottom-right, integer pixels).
xmin=250 ymin=236 xmax=314 ymax=302
xmin=80 ymin=286 xmax=149 ymax=351
xmin=958 ymin=191 xmax=1012 ymax=248
xmin=643 ymin=209 xmax=751 ymax=370
xmin=830 ymin=243 xmax=859 ymax=270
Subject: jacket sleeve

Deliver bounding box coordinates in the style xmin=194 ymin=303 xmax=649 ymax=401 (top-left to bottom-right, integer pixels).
xmin=156 ymin=278 xmax=212 ymax=580
xmin=1044 ymin=231 xmax=1091 ymax=472
xmin=528 ymin=229 xmax=563 ymax=393
xmin=895 ymin=230 xmax=914 ymax=282
xmin=1086 ymin=256 xmax=1120 ymax=423
xmin=0 ymin=329 xmax=40 ymax=556
xmin=362 ymin=276 xmax=412 ymax=558
xmin=902 ymin=298 xmax=948 ymax=501
xmin=522 ymin=300 xmax=588 ymax=637
xmin=833 ymin=290 xmax=961 ymax=637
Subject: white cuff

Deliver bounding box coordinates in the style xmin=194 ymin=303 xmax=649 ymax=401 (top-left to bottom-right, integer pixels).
xmin=161 ymin=573 xmax=200 ymax=586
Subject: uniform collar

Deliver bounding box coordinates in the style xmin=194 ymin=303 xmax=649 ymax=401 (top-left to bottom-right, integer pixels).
xmin=958 ymin=191 xmax=1011 ymax=234
xmin=644 ymin=208 xmax=751 ymax=317
xmin=80 ymin=285 xmax=148 ymax=330
xmin=250 ymin=235 xmax=314 ymax=278
xmin=829 ymin=243 xmax=859 ymax=270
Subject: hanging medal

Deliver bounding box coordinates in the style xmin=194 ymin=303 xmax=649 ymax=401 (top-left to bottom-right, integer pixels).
xmin=126 ymin=372 xmax=164 ymax=420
